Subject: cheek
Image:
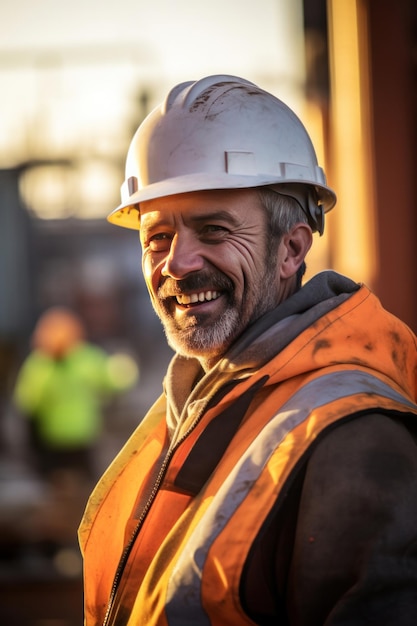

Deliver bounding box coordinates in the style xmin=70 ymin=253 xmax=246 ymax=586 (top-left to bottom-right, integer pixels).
xmin=222 ymin=239 xmax=267 ymax=283
xmin=142 ymin=255 xmax=152 ymax=282
xmin=142 ymin=253 xmax=161 ymax=297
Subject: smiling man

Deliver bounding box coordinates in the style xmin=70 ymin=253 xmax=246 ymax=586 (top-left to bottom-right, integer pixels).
xmin=140 ymin=188 xmax=309 ymax=369
xmin=79 ymin=75 xmax=417 ymax=626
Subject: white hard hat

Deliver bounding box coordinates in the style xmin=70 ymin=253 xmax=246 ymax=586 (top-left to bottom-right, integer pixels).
xmin=107 ymin=74 xmax=336 ymax=233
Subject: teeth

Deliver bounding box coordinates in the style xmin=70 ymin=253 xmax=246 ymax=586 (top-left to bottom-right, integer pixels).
xmin=176 ymin=291 xmax=220 ymax=305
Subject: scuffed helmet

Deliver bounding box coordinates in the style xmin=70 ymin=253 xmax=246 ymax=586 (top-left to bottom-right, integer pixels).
xmin=108 ymin=74 xmax=336 ymax=233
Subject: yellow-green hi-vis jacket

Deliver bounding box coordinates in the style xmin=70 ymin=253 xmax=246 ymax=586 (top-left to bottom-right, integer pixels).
xmin=79 ymin=272 xmax=417 ymax=626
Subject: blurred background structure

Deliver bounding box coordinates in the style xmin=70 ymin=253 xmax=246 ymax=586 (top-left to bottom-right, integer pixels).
xmin=0 ymin=0 xmax=416 ymax=624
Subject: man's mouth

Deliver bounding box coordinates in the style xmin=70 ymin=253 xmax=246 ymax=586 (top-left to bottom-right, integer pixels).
xmin=175 ymin=290 xmax=221 ymax=306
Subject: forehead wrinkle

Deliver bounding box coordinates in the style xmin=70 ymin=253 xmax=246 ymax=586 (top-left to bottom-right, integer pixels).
xmin=141 ymin=207 xmax=241 ymax=231
xmin=139 ymin=211 xmax=173 ymax=238
xmin=188 ymin=209 xmax=240 ymax=227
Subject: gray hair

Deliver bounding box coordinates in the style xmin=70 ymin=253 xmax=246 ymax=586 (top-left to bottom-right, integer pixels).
xmin=257 ymin=187 xmax=309 ymax=286
xmin=256 ymin=187 xmax=309 ymax=238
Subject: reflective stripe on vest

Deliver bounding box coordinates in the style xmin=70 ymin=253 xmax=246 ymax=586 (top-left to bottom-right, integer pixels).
xmin=165 ymin=370 xmax=416 ymax=625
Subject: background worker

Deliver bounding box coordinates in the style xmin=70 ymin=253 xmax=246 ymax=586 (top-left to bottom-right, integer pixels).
xmin=79 ymin=75 xmax=417 ymax=626
xmin=14 ymin=306 xmax=138 ymax=484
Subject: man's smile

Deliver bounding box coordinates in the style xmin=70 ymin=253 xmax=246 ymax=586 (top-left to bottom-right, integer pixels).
xmin=175 ymin=290 xmax=222 ymax=306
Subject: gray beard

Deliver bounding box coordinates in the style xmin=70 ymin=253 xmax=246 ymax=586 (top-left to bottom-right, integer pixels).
xmin=163 ymin=306 xmax=241 ymax=361
xmin=160 ymin=271 xmax=279 ymax=363
xmin=155 ymin=238 xmax=281 ymax=363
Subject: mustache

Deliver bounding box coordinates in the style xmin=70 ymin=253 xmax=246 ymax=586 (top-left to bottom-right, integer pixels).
xmin=158 ymin=272 xmax=233 ymax=299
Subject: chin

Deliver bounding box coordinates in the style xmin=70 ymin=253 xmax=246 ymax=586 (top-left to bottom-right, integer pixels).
xmin=166 ymin=332 xmax=222 ymax=362
xmin=164 ymin=309 xmax=240 ymax=359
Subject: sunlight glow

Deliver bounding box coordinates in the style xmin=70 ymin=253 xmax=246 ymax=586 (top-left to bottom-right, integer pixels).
xmin=1 ymin=0 xmax=306 ymax=220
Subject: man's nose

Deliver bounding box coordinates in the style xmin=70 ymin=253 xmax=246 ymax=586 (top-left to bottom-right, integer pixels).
xmin=161 ymin=232 xmax=205 ymax=279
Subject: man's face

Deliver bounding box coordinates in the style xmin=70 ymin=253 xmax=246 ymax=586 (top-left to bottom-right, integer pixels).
xmin=139 ymin=189 xmax=287 ymax=367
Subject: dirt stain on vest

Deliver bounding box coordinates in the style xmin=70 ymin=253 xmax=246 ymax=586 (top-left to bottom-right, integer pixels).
xmin=312 ymin=339 xmax=331 ymax=356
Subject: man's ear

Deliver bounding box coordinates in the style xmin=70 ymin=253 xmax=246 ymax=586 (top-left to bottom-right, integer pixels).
xmin=279 ymin=223 xmax=313 ymax=279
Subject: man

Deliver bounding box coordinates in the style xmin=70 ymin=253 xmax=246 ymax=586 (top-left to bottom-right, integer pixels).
xmin=79 ymin=75 xmax=417 ymax=626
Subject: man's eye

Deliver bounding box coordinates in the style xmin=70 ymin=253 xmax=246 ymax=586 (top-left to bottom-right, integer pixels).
xmin=202 ymin=225 xmax=228 ymax=237
xmin=148 ymin=233 xmax=171 ymax=251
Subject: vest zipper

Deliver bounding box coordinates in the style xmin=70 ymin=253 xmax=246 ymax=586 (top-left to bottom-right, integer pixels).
xmin=102 ymin=377 xmax=247 ymax=625
xmin=101 ymin=405 xmax=213 ymax=626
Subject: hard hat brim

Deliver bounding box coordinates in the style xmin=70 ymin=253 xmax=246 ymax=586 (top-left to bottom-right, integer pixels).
xmin=107 ymin=173 xmax=337 ymax=230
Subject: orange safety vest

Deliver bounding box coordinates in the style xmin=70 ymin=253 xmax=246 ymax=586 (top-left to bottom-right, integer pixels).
xmin=79 ymin=286 xmax=417 ymax=626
